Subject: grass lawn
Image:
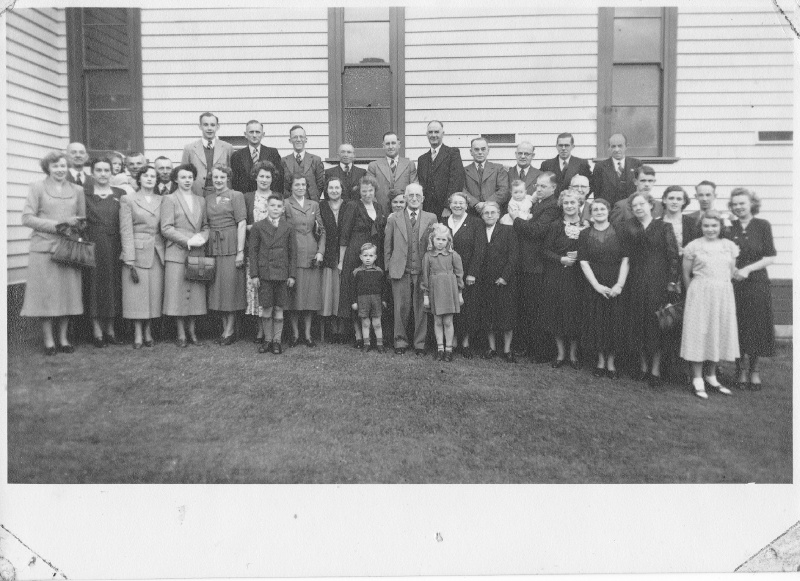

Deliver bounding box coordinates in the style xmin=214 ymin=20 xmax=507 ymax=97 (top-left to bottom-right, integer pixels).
xmin=6 ymin=336 xmax=793 ymax=483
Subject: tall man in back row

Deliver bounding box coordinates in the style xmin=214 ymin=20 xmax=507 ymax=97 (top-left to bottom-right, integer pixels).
xmin=591 ymin=133 xmax=642 ymax=207
xmin=417 ymin=120 xmax=465 ymax=219
xmin=539 ymin=132 xmax=592 ymax=195
xmin=367 ymin=131 xmax=417 ymax=214
xmin=230 ymin=120 xmax=283 ymax=195
xmin=463 ymin=137 xmax=509 ymax=215
xmin=181 ymin=112 xmax=233 ymax=196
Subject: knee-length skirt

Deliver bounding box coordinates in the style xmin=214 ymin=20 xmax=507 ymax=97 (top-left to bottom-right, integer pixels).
xmin=208 ymin=254 xmax=246 ymax=312
xmin=163 ymin=261 xmax=208 ymax=316
xmin=20 ymin=251 xmax=84 ymax=317
xmin=318 ymin=266 xmax=340 ymax=317
xmin=288 ymin=266 xmax=323 ymax=311
xmin=122 ymin=260 xmax=164 ymax=320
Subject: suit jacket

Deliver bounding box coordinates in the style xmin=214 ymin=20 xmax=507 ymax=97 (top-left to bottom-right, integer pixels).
xmin=21 ymin=178 xmax=86 ymax=252
xmin=384 ymin=208 xmax=438 ymax=280
xmin=481 ymin=223 xmax=518 ymax=284
xmin=66 ymin=169 xmax=94 ymax=188
xmin=324 ymin=164 xmax=367 ymax=204
xmin=417 ymin=144 xmax=466 ymax=219
xmin=181 ymin=139 xmax=234 ymax=197
xmin=540 ymin=156 xmax=592 ymax=194
xmin=590 ymin=156 xmax=642 ymax=206
xmin=318 ymin=199 xmax=344 ymax=268
xmin=507 ymin=165 xmax=543 ymax=197
xmin=441 ymin=214 xmax=486 ymax=278
xmin=656 ymin=214 xmax=701 ymax=249
xmin=248 ymin=217 xmax=297 ymax=281
xmin=281 ymin=151 xmax=325 ymax=201
xmin=155 ymin=181 xmax=176 ymax=196
xmin=230 ymin=144 xmax=283 ymax=195
xmin=463 ymin=161 xmax=510 ymax=211
xmin=512 ymin=195 xmax=561 ymax=274
xmin=367 ymin=157 xmax=418 ymax=213
xmin=284 ymin=197 xmax=326 ymax=268
xmin=610 ymin=194 xmax=664 ymax=225
xmin=119 ymin=192 xmax=165 ymax=268
xmin=160 ymin=192 xmax=210 ymax=263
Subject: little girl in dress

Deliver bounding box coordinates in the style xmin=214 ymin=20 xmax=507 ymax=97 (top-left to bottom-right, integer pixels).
xmin=500 ymin=180 xmax=533 ymax=225
xmin=421 ymin=224 xmax=464 ymax=362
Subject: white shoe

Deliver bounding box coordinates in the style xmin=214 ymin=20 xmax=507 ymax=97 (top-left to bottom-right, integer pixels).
xmin=693 ymin=378 xmax=708 ymax=400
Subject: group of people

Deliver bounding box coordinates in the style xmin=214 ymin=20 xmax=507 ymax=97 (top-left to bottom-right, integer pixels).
xmin=20 ymin=114 xmax=778 ymax=399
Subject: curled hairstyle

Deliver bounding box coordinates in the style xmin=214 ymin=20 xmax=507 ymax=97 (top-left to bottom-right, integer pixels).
xmin=427 ymin=223 xmax=454 ymax=253
xmin=626 ymin=192 xmax=655 ymax=212
xmin=325 ymin=177 xmax=343 ymax=195
xmin=135 ymin=165 xmax=157 ymax=188
xmin=90 ymin=157 xmax=114 ymax=172
xmin=447 ymin=191 xmax=468 ymax=206
xmin=41 ymin=151 xmax=67 ymax=174
xmin=557 ymin=188 xmax=581 ymax=207
xmin=729 ymin=187 xmax=761 ymax=215
xmin=360 ymin=242 xmax=377 ymax=255
xmin=171 ymin=163 xmax=198 ymax=181
xmin=481 ymin=201 xmax=501 ymax=215
xmin=212 ymin=163 xmax=232 ymax=177
xmin=662 ymin=185 xmax=690 ymax=209
xmin=589 ymin=198 xmax=611 ymax=212
xmin=359 ymin=174 xmax=379 ymax=192
xmin=289 ymin=172 xmax=308 ymax=188
xmin=250 ymin=160 xmax=276 ymax=181
xmin=699 ymin=209 xmax=725 ymax=228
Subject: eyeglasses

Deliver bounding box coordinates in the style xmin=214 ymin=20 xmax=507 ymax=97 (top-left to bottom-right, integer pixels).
xmin=406 ymin=193 xmax=423 ymax=198
xmin=290 ymin=136 xmax=307 ymax=141
xmin=515 ymin=152 xmax=533 ymax=156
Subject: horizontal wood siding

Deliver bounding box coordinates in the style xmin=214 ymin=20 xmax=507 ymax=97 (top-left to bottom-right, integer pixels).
xmin=404 ymin=7 xmax=600 ymax=167
xmin=139 ymin=8 xmax=328 ymax=163
xmin=5 ymin=8 xmax=69 ymax=285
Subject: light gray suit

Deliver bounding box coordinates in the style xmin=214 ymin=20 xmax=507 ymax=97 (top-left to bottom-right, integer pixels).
xmin=181 ymin=139 xmax=234 ymax=197
xmin=367 ymin=156 xmax=418 ymax=214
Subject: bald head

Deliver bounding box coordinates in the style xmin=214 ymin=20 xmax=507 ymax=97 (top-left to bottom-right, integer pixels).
xmin=66 ymin=142 xmax=88 ymax=169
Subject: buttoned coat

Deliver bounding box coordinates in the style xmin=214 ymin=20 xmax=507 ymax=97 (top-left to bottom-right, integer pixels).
xmin=284 ymin=197 xmax=326 ymax=269
xmin=463 ymin=161 xmax=510 ymax=211
xmin=324 ymin=164 xmax=367 ymax=204
xmin=119 ymin=192 xmax=165 ymax=268
xmin=540 ymin=155 xmax=592 ymax=194
xmin=160 ymin=193 xmax=210 ymax=264
xmin=367 ymin=157 xmax=418 ymax=213
xmin=230 ymin=144 xmax=283 ymax=195
xmin=248 ymin=217 xmax=298 ymax=281
xmin=512 ymin=194 xmax=561 ymax=274
xmin=417 ymin=144 xmax=466 ymax=218
xmin=281 ymin=152 xmax=325 ymax=201
xmin=384 ymin=208 xmax=438 ymax=280
xmin=181 ymin=139 xmax=234 ymax=196
xmin=590 ymin=156 xmax=643 ymax=207
xmin=22 ymin=178 xmax=86 ymax=252
xmin=507 ymin=165 xmax=542 ymax=197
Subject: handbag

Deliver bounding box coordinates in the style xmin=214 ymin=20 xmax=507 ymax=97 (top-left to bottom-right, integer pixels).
xmin=656 ymin=300 xmax=684 ymax=332
xmin=185 ymin=246 xmax=216 ymax=282
xmin=51 ymin=223 xmax=95 ymax=269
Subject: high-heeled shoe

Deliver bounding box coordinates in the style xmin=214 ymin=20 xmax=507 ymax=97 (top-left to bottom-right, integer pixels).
xmin=93 ymin=336 xmax=106 ymax=348
xmin=57 ymin=343 xmax=75 ymax=354
xmin=592 ymin=367 xmax=606 ymax=378
xmin=704 ymin=376 xmax=732 ymax=395
xmin=104 ymin=334 xmax=122 ymax=346
xmin=606 ymin=369 xmax=620 ymax=380
xmin=220 ymin=335 xmax=236 ymax=346
xmin=692 ymin=378 xmax=708 ymax=399
xmin=143 ymin=339 xmax=154 ymax=347
xmin=551 ymin=359 xmax=565 ymax=369
xmin=44 ymin=346 xmax=57 ymax=356
xmin=569 ymin=359 xmax=580 ymax=370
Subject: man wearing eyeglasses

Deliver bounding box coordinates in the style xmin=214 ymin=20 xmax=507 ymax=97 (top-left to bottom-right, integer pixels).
xmin=507 ymin=141 xmax=541 ymax=197
xmin=569 ymin=175 xmax=594 ymax=222
xmin=281 ymin=125 xmax=325 ymax=201
xmin=539 ymin=133 xmax=592 ymax=195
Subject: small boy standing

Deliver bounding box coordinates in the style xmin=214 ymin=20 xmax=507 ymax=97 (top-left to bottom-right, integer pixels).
xmin=248 ymin=195 xmax=297 ymax=354
xmin=351 ymin=242 xmax=386 ymax=353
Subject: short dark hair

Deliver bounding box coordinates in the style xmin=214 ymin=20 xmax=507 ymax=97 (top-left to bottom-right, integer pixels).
xmin=245 ymin=119 xmax=263 ymax=129
xmin=40 ymin=151 xmax=67 ymax=174
xmin=635 ymin=165 xmax=656 ymax=179
xmin=154 ymin=156 xmax=172 ymax=164
xmin=289 ymin=125 xmax=305 ymax=135
xmin=590 ymin=198 xmax=612 ymax=212
xmin=539 ymin=171 xmax=558 ymax=187
xmin=556 ymin=132 xmax=574 ymax=145
xmin=359 ymin=174 xmax=379 ymax=191
xmin=662 ymin=185 xmax=690 ymax=209
xmin=470 ymin=136 xmax=488 ymax=148
xmin=171 ymin=163 xmax=198 ymax=181
xmin=126 ymin=151 xmax=145 ymax=161
xmin=135 ymin=165 xmax=157 ymax=188
xmin=696 ymin=180 xmax=717 ymax=191
xmin=390 ymin=188 xmax=406 ymax=202
xmin=267 ymin=194 xmax=283 ymax=205
xmin=289 ymin=172 xmax=308 ymax=187
xmin=383 ymin=131 xmax=398 ymax=141
xmin=90 ymin=157 xmax=114 ymax=172
xmin=211 ymin=163 xmax=232 ymax=178
xmin=250 ymin=160 xmax=276 ymax=181
xmin=199 ymin=112 xmax=218 ymax=124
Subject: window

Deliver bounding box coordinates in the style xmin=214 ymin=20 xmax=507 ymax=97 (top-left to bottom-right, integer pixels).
xmin=597 ymin=7 xmax=677 ymax=160
xmin=328 ymin=8 xmax=405 ymax=160
xmin=66 ymin=8 xmax=143 ymax=156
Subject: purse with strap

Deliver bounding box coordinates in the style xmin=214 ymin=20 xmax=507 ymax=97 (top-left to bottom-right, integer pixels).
xmin=185 ymin=245 xmax=216 ymax=282
xmin=51 ymin=222 xmax=96 ymax=269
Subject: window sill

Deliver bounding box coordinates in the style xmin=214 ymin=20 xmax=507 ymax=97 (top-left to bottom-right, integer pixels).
xmin=592 ymin=157 xmax=681 ymax=165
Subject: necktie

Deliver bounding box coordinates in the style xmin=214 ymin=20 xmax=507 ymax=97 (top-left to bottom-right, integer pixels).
xmin=390 ymin=158 xmax=397 ymax=174
xmin=410 ymin=210 xmax=417 ymax=228
xmin=75 ymin=172 xmax=83 ymax=185
xmin=616 ymin=161 xmax=623 ymax=178
xmin=477 ymin=163 xmax=484 ymax=181
xmin=295 ymin=153 xmax=302 ymax=166
xmin=344 ymin=164 xmax=350 ymax=178
xmin=562 ymin=159 xmax=568 ymax=173
xmin=430 ymin=148 xmax=437 ymax=162
xmin=519 ymin=168 xmax=525 ymax=181
xmin=207 ymin=139 xmax=213 ymax=149
xmin=252 ymin=147 xmax=259 ymax=163
xmin=159 ymin=183 xmax=165 ymax=195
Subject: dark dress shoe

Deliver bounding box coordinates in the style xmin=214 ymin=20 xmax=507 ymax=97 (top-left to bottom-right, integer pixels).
xmin=503 ymin=351 xmax=516 ymax=363
xmin=436 ymin=350 xmax=445 ymax=361
xmin=376 ymin=346 xmax=386 ymax=354
xmin=176 ymin=338 xmax=188 ymax=348
xmin=289 ymin=337 xmax=301 ymax=348
xmin=394 ymin=347 xmax=406 ymax=355
xmin=748 ymin=382 xmax=762 ymax=391
xmin=188 ymin=337 xmax=204 ymax=347
xmin=606 ymin=369 xmax=620 ymax=380
xmin=93 ymin=337 xmax=106 ymax=348
xmin=461 ymin=346 xmax=473 ymax=359
xmin=444 ymin=351 xmax=453 ymax=362
xmin=254 ymin=335 xmax=264 ymax=344
xmin=648 ymin=374 xmax=663 ymax=388
xmin=482 ymin=349 xmax=497 ymax=360
xmin=632 ymin=370 xmax=649 ymax=382
xmin=354 ymin=339 xmax=364 ymax=349
xmin=133 ymin=342 xmax=143 ymax=350
xmin=57 ymin=343 xmax=75 ymax=354
xmin=569 ymin=360 xmax=580 ymax=370
xmin=415 ymin=348 xmax=426 ymax=357
xmin=258 ymin=342 xmax=271 ymax=354
xmin=44 ymin=346 xmax=57 ymax=356
xmin=104 ymin=334 xmax=122 ymax=346
xmin=143 ymin=339 xmax=154 ymax=348
xmin=304 ymin=338 xmax=316 ymax=348
xmin=220 ymin=335 xmax=236 ymax=346
xmin=592 ymin=367 xmax=606 ymax=378
xmin=551 ymin=359 xmax=565 ymax=369
xmin=271 ymin=341 xmax=282 ymax=354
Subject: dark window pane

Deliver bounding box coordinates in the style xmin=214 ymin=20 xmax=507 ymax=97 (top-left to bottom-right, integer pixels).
xmin=87 ymin=70 xmax=132 ymax=109
xmin=86 ymin=110 xmax=132 ymax=152
xmin=615 ymin=7 xmax=662 ymax=17
xmin=344 ymin=108 xmax=391 ymax=149
xmin=344 ymin=22 xmax=390 ymax=63
xmin=613 ymin=17 xmax=661 ymax=62
xmin=344 ymin=7 xmax=389 ymax=22
xmin=607 ymin=106 xmax=660 ymax=156
xmin=612 ymin=65 xmax=661 ymax=106
xmin=343 ymin=67 xmax=391 ymax=108
xmin=83 ymin=8 xmax=128 ymax=25
xmin=84 ymin=25 xmax=129 ymax=67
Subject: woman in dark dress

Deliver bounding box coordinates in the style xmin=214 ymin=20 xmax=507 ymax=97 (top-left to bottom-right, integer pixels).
xmin=620 ymin=192 xmax=681 ymax=387
xmin=338 ymin=175 xmax=386 ymax=347
xmin=84 ymin=157 xmax=125 ymax=347
xmin=577 ymin=198 xmax=629 ymax=378
xmin=476 ymin=201 xmax=517 ymax=362
xmin=442 ymin=192 xmax=485 ymax=358
xmin=728 ymin=187 xmax=777 ymax=391
xmin=541 ymin=189 xmax=590 ymax=369
xmin=318 ymin=178 xmax=346 ymax=342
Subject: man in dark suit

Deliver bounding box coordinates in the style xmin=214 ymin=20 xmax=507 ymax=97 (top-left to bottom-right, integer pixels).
xmin=181 ymin=112 xmax=234 ymax=196
xmin=463 ymin=137 xmax=509 ymax=215
xmin=231 ymin=120 xmax=283 ymax=195
xmin=609 ymin=166 xmax=664 ymax=224
xmin=591 ymin=133 xmax=642 ymax=207
xmin=324 ymin=143 xmax=366 ymax=203
xmin=281 ymin=125 xmax=325 ymax=201
xmin=416 ymin=120 xmax=465 ymax=219
xmin=154 ymin=156 xmax=175 ymax=195
xmin=367 ymin=131 xmax=417 ymax=213
xmin=65 ymin=142 xmax=92 ymax=187
xmin=540 ymin=132 xmax=592 ymax=195
xmin=510 ymin=171 xmax=561 ymax=362
xmin=507 ymin=141 xmax=542 ymax=197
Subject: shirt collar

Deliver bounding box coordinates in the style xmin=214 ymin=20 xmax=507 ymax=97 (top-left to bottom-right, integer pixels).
xmin=250 ymin=144 xmax=260 ymax=153
xmin=340 ymin=163 xmax=351 ymax=172
xmin=387 ymin=156 xmax=398 ymax=165
xmin=294 ymin=150 xmax=305 ymax=160
xmin=205 ymin=137 xmax=217 ymax=148
xmin=430 ymin=145 xmax=441 ymax=156
xmin=561 ymin=156 xmax=571 ymax=165
xmin=406 ymin=207 xmax=419 ymax=218
xmin=430 ymin=248 xmax=450 ymax=256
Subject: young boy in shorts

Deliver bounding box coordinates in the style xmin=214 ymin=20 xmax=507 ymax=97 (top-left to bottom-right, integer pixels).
xmin=351 ymin=243 xmax=386 ymax=353
xmin=248 ymin=195 xmax=297 ymax=354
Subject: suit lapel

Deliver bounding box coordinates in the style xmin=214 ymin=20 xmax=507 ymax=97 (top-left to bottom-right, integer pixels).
xmin=194 ymin=141 xmax=207 ymax=169
xmin=431 ymin=146 xmax=447 ymax=171
xmin=134 ymin=193 xmax=157 ymax=216
xmin=465 ymin=164 xmax=478 ymax=185
xmin=398 ymin=211 xmax=409 ymax=242
xmin=482 ymin=164 xmax=493 ymax=184
xmin=213 ymin=142 xmax=226 ymax=165
xmin=176 ymin=192 xmax=201 ymax=230
xmin=379 ymin=159 xmax=393 ymax=184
